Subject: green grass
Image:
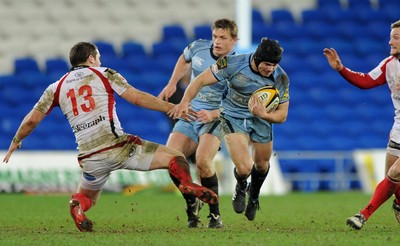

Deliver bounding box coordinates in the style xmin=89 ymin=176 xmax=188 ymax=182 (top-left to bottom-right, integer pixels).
xmin=0 ymin=190 xmax=399 ymax=246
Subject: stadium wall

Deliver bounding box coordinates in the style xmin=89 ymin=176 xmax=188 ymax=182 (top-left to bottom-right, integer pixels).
xmin=0 ymin=150 xmax=385 ymax=194
xmin=0 ymin=151 xmax=288 ymax=195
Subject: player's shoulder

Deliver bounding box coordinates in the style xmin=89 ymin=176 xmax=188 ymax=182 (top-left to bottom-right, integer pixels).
xmin=188 ymin=39 xmax=212 ymax=51
xmin=224 ymin=53 xmax=251 ymax=66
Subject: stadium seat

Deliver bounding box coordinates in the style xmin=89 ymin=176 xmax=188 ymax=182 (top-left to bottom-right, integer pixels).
xmin=320 ymin=8 xmax=356 ymax=25
xmin=270 ymin=9 xmax=295 ymax=25
xmin=353 ymin=38 xmax=385 ymax=56
xmin=45 ymin=58 xmax=69 ymax=76
xmin=378 ymin=0 xmax=400 ymax=9
xmin=193 ymin=25 xmax=212 ymax=40
xmin=347 ymin=0 xmax=372 ymax=10
xmin=162 ymin=24 xmax=187 ymax=43
xmin=304 ymin=21 xmax=339 ymax=40
xmin=94 ymin=41 xmax=118 ymax=58
xmin=121 ymin=41 xmax=147 ymax=60
xmin=301 ymin=9 xmax=326 ymax=25
xmin=125 ymin=55 xmax=156 ymax=73
xmin=252 ymin=23 xmax=280 ymax=43
xmin=154 ymin=54 xmax=178 ymax=74
xmin=152 ymin=41 xmax=182 ymax=59
xmin=316 ymin=0 xmax=342 ymax=11
xmin=13 ymin=57 xmax=41 ymax=76
xmin=252 ymin=8 xmax=265 ymax=24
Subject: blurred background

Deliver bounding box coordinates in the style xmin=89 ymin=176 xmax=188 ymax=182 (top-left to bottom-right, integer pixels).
xmin=0 ymin=0 xmax=398 ymax=193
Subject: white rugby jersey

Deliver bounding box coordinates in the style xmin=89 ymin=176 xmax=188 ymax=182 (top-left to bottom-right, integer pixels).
xmin=34 ymin=66 xmax=130 ymax=154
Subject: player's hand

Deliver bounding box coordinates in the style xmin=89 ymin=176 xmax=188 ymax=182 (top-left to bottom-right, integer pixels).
xmin=197 ymin=109 xmax=215 ymax=124
xmin=248 ymin=96 xmax=267 ymax=117
xmin=158 ymin=84 xmax=176 ymax=102
xmin=3 ymin=141 xmax=21 ymax=163
xmin=323 ymin=48 xmax=344 ymax=71
xmin=172 ymin=102 xmax=189 ymax=119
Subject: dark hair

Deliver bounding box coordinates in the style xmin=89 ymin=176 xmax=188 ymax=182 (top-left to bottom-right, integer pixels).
xmin=253 ymin=38 xmax=283 ymax=67
xmin=69 ymin=42 xmax=98 ymax=66
xmin=212 ymin=18 xmax=238 ymax=38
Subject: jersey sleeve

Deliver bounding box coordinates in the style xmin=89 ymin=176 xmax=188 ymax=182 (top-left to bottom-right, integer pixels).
xmin=105 ymin=68 xmax=131 ymax=95
xmin=183 ymin=41 xmax=196 ymax=62
xmin=338 ymin=57 xmax=390 ymax=89
xmin=33 ymin=83 xmax=58 ymax=114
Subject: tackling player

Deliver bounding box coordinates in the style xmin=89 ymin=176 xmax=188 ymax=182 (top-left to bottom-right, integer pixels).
xmin=3 ymin=42 xmax=218 ymax=232
xmin=158 ymin=18 xmax=238 ymax=228
xmin=323 ymin=19 xmax=400 ymax=230
xmin=171 ymin=38 xmax=290 ymax=221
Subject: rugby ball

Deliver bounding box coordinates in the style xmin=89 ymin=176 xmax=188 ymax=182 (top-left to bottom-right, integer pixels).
xmin=249 ymin=86 xmax=280 ymax=112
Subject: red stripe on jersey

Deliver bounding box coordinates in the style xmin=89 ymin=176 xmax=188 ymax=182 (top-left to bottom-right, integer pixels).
xmin=49 ymin=73 xmax=70 ymax=114
xmin=88 ymin=68 xmax=115 ymax=120
xmin=89 ymin=68 xmax=119 ymax=137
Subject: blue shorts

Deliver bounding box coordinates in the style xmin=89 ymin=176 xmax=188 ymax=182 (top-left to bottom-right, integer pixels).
xmin=172 ymin=119 xmax=223 ymax=144
xmin=219 ymin=113 xmax=273 ymax=143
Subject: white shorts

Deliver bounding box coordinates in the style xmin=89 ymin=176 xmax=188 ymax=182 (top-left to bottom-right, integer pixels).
xmin=78 ymin=135 xmax=159 ymax=191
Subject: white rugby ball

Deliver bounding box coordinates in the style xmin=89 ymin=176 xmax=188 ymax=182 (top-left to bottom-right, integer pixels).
xmin=249 ymin=86 xmax=280 ymax=112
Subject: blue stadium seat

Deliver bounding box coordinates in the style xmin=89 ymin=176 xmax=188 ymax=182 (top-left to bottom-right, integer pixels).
xmin=304 ymin=54 xmax=332 ymax=73
xmin=14 ymin=57 xmax=41 ymax=76
xmin=301 ymin=9 xmax=326 ymax=25
xmin=154 ymin=54 xmax=178 ymax=74
xmin=100 ymin=55 xmax=131 ymax=74
xmin=316 ymin=0 xmax=342 ymax=10
xmin=379 ymin=0 xmax=400 ymax=9
xmin=252 ymin=8 xmax=265 ymax=24
xmin=193 ymin=25 xmax=212 ymax=40
xmin=94 ymin=41 xmax=118 ymax=58
xmin=152 ymin=41 xmax=182 ymax=59
xmin=367 ymin=21 xmax=391 ymax=41
xmin=125 ymin=55 xmax=155 ymax=73
xmin=304 ymin=21 xmax=339 ymax=40
xmin=275 ymin=24 xmax=308 ymax=42
xmin=354 ymin=8 xmax=389 ymax=24
xmin=252 ymin=23 xmax=280 ymax=43
xmin=45 ymin=58 xmax=69 ymax=79
xmin=271 ymin=9 xmax=295 ymax=25
xmin=321 ymin=8 xmax=356 ymax=24
xmin=352 ymin=38 xmax=385 ymax=56
xmin=121 ymin=41 xmax=147 ymax=60
xmin=347 ymin=0 xmax=372 ymax=10
xmin=162 ymin=24 xmax=187 ymax=43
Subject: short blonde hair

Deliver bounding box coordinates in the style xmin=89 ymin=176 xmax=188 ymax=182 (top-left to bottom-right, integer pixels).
xmin=391 ymin=20 xmax=400 ymax=29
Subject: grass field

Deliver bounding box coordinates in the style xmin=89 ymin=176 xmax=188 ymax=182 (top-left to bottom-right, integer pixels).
xmin=1 ymin=189 xmax=400 ymax=246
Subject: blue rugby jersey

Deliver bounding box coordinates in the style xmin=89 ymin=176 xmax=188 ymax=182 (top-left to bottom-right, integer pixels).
xmin=211 ymin=53 xmax=290 ymax=119
xmin=183 ymin=39 xmax=235 ymax=111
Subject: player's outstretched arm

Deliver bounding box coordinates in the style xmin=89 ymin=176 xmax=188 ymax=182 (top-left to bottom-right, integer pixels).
xmin=121 ymin=87 xmax=174 ymax=113
xmin=3 ymin=109 xmax=46 ymax=163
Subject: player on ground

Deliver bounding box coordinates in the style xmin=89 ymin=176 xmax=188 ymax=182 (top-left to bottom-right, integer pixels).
xmin=2 ymin=42 xmax=218 ymax=232
xmin=158 ymin=18 xmax=238 ymax=228
xmin=171 ymin=38 xmax=290 ymax=221
xmin=323 ymin=19 xmax=400 ymax=230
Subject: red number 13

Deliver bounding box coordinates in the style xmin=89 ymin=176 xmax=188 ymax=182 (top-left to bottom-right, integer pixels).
xmin=66 ymin=85 xmax=96 ymax=116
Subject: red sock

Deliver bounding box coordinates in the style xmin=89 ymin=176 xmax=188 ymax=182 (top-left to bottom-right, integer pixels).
xmin=168 ymin=156 xmax=193 ymax=184
xmin=71 ymin=193 xmax=93 ymax=212
xmin=361 ymin=177 xmax=398 ymax=220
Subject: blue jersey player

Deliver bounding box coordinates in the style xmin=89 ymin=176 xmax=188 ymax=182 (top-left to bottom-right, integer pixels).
xmin=158 ymin=19 xmax=238 ymax=228
xmin=172 ymin=38 xmax=290 ymax=221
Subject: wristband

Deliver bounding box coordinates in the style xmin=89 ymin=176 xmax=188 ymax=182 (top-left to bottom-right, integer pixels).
xmin=12 ymin=136 xmax=22 ymax=144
